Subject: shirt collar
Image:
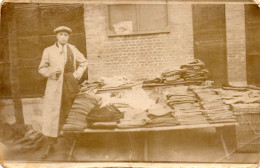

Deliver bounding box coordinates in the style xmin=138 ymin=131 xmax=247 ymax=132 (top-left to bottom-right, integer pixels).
xmin=57 ymin=42 xmax=67 ymax=49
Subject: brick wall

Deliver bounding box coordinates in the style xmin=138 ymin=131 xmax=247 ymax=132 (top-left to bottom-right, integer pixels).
xmin=84 ymin=4 xmax=194 ymax=81
xmin=225 ymin=4 xmax=247 ymax=85
xmin=84 ymin=4 xmax=249 ymax=84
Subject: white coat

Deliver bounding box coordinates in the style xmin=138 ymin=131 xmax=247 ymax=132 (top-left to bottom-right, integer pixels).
xmin=38 ymin=42 xmax=87 ymax=137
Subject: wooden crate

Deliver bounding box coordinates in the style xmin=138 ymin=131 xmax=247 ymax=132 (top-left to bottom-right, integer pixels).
xmin=233 ymin=104 xmax=260 ymax=152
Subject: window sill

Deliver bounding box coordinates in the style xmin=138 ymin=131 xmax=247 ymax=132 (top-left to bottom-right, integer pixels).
xmin=108 ymin=30 xmax=170 ymax=37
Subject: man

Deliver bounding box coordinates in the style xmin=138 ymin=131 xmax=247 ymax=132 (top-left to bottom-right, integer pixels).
xmin=38 ymin=26 xmax=87 ymax=158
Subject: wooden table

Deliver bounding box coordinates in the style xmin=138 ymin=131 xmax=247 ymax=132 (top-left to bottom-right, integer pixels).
xmin=62 ymin=122 xmax=238 ymax=161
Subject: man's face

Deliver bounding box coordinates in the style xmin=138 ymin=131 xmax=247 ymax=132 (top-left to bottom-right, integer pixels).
xmin=56 ymin=31 xmax=69 ymax=44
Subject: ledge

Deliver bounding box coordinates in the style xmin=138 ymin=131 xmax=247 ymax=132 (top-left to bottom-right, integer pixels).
xmin=108 ymin=30 xmax=171 ymax=37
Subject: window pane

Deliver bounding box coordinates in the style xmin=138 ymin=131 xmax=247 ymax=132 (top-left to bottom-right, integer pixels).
xmin=108 ymin=5 xmax=137 ymax=33
xmin=138 ymin=4 xmax=168 ymax=32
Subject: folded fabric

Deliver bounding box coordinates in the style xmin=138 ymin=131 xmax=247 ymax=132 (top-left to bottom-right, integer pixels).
xmin=146 ymin=118 xmax=180 ymax=128
xmin=87 ymin=104 xmax=123 ymax=122
xmin=88 ymin=122 xmax=117 ymax=129
xmin=117 ymin=119 xmax=146 ymax=129
xmin=62 ymin=124 xmax=85 ymax=131
xmin=66 ymin=116 xmax=87 ymax=123
xmin=123 ymin=109 xmax=149 ymax=121
xmin=65 ymin=121 xmax=87 ymax=127
xmin=143 ymin=78 xmax=162 ymax=84
xmin=62 ymin=92 xmax=98 ymax=132
xmin=148 ymin=112 xmax=174 ymax=120
xmin=148 ymin=104 xmax=173 ymax=116
xmin=162 ymin=69 xmax=186 ymax=77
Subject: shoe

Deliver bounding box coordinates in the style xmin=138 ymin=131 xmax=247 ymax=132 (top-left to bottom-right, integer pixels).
xmin=41 ymin=144 xmax=55 ymax=160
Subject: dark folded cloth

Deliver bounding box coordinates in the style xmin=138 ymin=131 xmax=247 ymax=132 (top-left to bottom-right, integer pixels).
xmin=162 ymin=69 xmax=186 ymax=77
xmin=80 ymin=81 xmax=104 ymax=92
xmin=87 ymin=104 xmax=123 ymax=122
xmin=143 ymin=78 xmax=162 ymax=84
xmin=163 ymin=78 xmax=185 ymax=84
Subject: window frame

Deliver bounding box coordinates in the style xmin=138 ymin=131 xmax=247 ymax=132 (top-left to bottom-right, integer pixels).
xmin=106 ymin=4 xmax=170 ymax=37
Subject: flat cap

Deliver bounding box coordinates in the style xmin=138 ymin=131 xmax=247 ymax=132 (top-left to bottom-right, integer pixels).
xmin=54 ymin=26 xmax=72 ymax=34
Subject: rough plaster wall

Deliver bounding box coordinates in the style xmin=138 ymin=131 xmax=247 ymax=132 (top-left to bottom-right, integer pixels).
xmin=84 ymin=4 xmax=194 ymax=81
xmin=225 ymin=4 xmax=247 ymax=85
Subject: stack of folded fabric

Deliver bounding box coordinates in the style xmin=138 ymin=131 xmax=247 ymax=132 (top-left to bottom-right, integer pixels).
xmin=143 ymin=59 xmax=208 ymax=85
xmin=80 ymin=81 xmax=104 ymax=93
xmin=62 ymin=93 xmax=98 ymax=131
xmin=166 ymin=89 xmax=209 ymax=125
xmin=86 ymin=104 xmax=124 ymax=129
xmin=161 ymin=69 xmax=186 ymax=84
xmin=180 ymin=59 xmax=208 ymax=82
xmin=146 ymin=104 xmax=180 ymax=128
xmin=117 ymin=108 xmax=148 ymax=129
xmin=193 ymin=88 xmax=237 ymax=124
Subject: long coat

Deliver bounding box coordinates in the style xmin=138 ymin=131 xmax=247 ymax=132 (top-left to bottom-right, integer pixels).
xmin=38 ymin=42 xmax=88 ymax=138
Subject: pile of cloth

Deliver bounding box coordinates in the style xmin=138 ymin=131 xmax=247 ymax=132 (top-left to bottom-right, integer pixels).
xmin=62 ymin=93 xmax=99 ymax=131
xmin=165 ymin=87 xmax=209 ymax=125
xmin=97 ymin=87 xmax=155 ymax=129
xmin=143 ymin=59 xmax=209 ymax=85
xmin=86 ymin=104 xmax=123 ymax=129
xmin=80 ymin=81 xmax=104 ymax=93
xmin=100 ymin=76 xmax=133 ymax=88
xmin=180 ymin=59 xmax=208 ymax=82
xmin=192 ymin=87 xmax=237 ymax=124
xmin=214 ymin=88 xmax=260 ymax=114
xmin=161 ymin=70 xmax=186 ymax=84
xmin=0 ymin=123 xmax=44 ymax=152
xmin=146 ymin=104 xmax=180 ymax=128
xmin=215 ymin=88 xmax=260 ymax=105
xmin=117 ymin=108 xmax=148 ymax=129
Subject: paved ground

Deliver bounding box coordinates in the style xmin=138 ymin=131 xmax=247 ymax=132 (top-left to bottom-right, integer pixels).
xmin=1 ymin=127 xmax=259 ymax=163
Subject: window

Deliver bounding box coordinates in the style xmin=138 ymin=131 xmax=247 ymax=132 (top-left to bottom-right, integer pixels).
xmin=107 ymin=1 xmax=169 ymax=36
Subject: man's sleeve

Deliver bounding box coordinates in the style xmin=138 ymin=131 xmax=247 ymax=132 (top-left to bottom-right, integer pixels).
xmin=73 ymin=47 xmax=88 ymax=80
xmin=38 ymin=48 xmax=56 ymax=79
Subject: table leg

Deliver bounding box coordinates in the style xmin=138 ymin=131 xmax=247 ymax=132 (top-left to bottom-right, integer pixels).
xmin=144 ymin=132 xmax=148 ymax=161
xmin=68 ymin=134 xmax=79 ymax=161
xmin=216 ymin=127 xmax=230 ymax=159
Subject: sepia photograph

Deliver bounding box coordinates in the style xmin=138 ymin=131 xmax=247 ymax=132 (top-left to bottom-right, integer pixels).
xmin=0 ymin=0 xmax=260 ymax=167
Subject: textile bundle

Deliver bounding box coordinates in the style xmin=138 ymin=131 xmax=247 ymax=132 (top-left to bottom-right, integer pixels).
xmin=166 ymin=87 xmax=209 ymax=125
xmin=0 ymin=123 xmax=44 ymax=152
xmin=62 ymin=93 xmax=98 ymax=131
xmin=117 ymin=109 xmax=148 ymax=129
xmin=146 ymin=104 xmax=180 ymax=128
xmin=87 ymin=104 xmax=124 ymax=129
xmin=80 ymin=81 xmax=104 ymax=93
xmin=180 ymin=59 xmax=208 ymax=82
xmin=161 ymin=69 xmax=186 ymax=84
xmin=143 ymin=59 xmax=209 ymax=85
xmin=192 ymin=88 xmax=237 ymax=124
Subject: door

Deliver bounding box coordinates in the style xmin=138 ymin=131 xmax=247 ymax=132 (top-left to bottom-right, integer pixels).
xmin=245 ymin=4 xmax=260 ymax=86
xmin=192 ymin=4 xmax=228 ymax=86
xmin=0 ymin=3 xmax=86 ymax=98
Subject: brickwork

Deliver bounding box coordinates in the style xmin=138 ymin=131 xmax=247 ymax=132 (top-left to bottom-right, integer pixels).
xmin=84 ymin=4 xmax=194 ymax=81
xmin=225 ymin=4 xmax=247 ymax=85
xmin=84 ymin=4 xmax=248 ymax=83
